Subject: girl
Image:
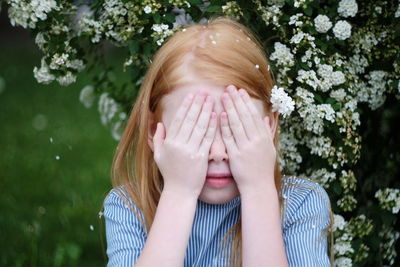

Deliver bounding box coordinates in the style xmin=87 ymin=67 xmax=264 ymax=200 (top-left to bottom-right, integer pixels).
xmin=102 ymin=17 xmax=333 ymax=267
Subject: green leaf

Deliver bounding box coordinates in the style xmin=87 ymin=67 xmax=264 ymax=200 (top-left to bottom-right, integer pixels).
xmin=304 ymin=7 xmax=313 ymax=16
xmin=164 ymin=13 xmax=176 ymax=23
xmin=153 ymin=13 xmax=161 ymax=24
xmin=281 ymin=14 xmax=290 ymax=22
xmin=332 ymin=103 xmax=342 ymax=111
xmin=333 ymin=182 xmax=342 ymax=195
xmin=326 ymin=97 xmax=336 ymax=104
xmin=143 ymin=43 xmax=153 ymax=57
xmin=314 ymin=93 xmax=323 ymax=104
xmin=206 ymin=5 xmax=222 ymax=12
xmin=242 ymin=10 xmax=250 ymax=21
xmin=128 ymin=40 xmax=140 ymax=55
xmin=188 ymin=0 xmax=203 ymax=4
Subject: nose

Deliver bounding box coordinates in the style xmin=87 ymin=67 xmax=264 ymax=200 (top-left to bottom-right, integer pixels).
xmin=208 ymin=121 xmax=229 ymax=162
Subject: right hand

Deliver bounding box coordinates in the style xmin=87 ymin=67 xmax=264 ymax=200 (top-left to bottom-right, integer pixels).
xmin=152 ymin=92 xmax=217 ymax=198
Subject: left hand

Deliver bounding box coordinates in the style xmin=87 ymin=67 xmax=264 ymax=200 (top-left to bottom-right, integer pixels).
xmin=220 ymin=85 xmax=277 ymax=194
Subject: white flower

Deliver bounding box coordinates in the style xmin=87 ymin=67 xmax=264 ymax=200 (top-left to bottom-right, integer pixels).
xmin=333 ymin=214 xmax=346 ymax=231
xmin=396 ymin=3 xmax=400 ymax=18
xmin=33 ymin=59 xmax=55 ymax=84
xmin=56 ymin=71 xmax=76 ymax=86
xmin=49 ymin=53 xmax=69 ymax=70
xmin=78 ymin=12 xmax=104 ymax=43
xmin=98 ymin=92 xmax=119 ymax=125
xmin=317 ymin=64 xmax=333 ymax=78
xmin=290 ymin=32 xmax=305 ymax=44
xmin=35 ymin=32 xmax=46 ymax=50
xmin=338 ymin=0 xmax=358 ymax=18
xmin=8 ymin=0 xmax=60 ymax=29
xmin=307 ymin=136 xmax=332 ymax=158
xmin=335 ymin=241 xmax=354 ymax=255
xmin=111 ymin=119 xmax=125 ymax=141
xmin=314 ymin=15 xmax=333 ymax=33
xmin=143 ymin=6 xmax=152 ymax=14
xmin=151 ymin=23 xmax=173 ymax=46
xmin=375 ymin=188 xmax=400 ymax=214
xmin=334 ymin=257 xmax=352 ymax=267
xmin=270 ymin=42 xmax=295 ymax=67
xmin=289 ymin=13 xmax=303 ymax=26
xmin=331 ymin=71 xmax=346 ymax=85
xmin=270 ymin=86 xmax=295 ymax=118
xmin=317 ymin=104 xmax=336 ymax=123
xmin=294 ymin=0 xmax=306 ymax=8
xmin=330 ymin=89 xmax=347 ymax=101
xmin=79 ymin=85 xmax=95 ymax=108
xmin=333 ymin=20 xmax=352 ymax=40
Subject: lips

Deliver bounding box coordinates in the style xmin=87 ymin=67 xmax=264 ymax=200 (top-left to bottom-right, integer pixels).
xmin=206 ymin=173 xmax=233 ymax=178
xmin=205 ymin=175 xmax=234 ymax=188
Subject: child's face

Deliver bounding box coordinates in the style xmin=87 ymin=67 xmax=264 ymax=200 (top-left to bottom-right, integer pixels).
xmin=158 ymin=79 xmax=269 ymax=204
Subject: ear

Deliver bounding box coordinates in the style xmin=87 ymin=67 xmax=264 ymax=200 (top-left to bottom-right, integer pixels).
xmin=263 ymin=111 xmax=279 ymax=137
xmin=148 ymin=112 xmax=156 ymax=152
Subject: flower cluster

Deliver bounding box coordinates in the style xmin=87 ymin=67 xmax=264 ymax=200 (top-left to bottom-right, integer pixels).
xmin=375 ymin=188 xmax=400 ymax=214
xmin=314 ymin=15 xmax=332 ymax=33
xmin=270 ymin=86 xmax=295 ymax=118
xmin=379 ymin=226 xmax=400 ymax=265
xmin=151 ymin=23 xmax=174 ymax=46
xmin=98 ymin=92 xmax=127 ymax=141
xmin=332 ymin=20 xmax=352 ymax=40
xmin=333 ymin=214 xmax=354 ymax=266
xmin=221 ymin=1 xmax=243 ymax=20
xmin=337 ymin=0 xmax=358 ymax=18
xmin=8 ymin=0 xmax=60 ymax=29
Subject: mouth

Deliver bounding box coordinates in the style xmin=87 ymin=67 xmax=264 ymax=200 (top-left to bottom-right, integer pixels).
xmin=206 ymin=173 xmax=233 ymax=178
xmin=205 ymin=174 xmax=234 ymax=188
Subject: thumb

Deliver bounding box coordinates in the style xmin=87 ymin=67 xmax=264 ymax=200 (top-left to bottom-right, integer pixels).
xmin=264 ymin=116 xmax=269 ymax=129
xmin=153 ymin=122 xmax=165 ymax=155
xmin=263 ymin=116 xmax=274 ymax=143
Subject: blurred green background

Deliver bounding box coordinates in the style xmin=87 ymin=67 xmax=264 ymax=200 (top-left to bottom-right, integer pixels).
xmin=0 ymin=14 xmax=119 ymax=266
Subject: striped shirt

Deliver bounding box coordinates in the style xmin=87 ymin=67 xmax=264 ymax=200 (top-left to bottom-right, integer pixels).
xmin=103 ymin=176 xmax=332 ymax=266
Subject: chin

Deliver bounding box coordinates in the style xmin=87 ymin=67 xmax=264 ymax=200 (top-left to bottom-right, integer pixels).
xmin=197 ymin=183 xmax=240 ymax=204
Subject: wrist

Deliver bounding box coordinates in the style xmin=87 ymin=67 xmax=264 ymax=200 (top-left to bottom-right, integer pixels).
xmin=238 ymin=180 xmax=277 ymax=198
xmin=162 ymin=185 xmax=199 ymax=203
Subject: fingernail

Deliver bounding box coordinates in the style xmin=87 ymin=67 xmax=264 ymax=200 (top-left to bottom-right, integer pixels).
xmin=226 ymin=85 xmax=235 ymax=93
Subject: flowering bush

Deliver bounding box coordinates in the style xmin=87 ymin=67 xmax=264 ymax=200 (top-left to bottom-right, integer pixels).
xmin=4 ymin=0 xmax=400 ymax=265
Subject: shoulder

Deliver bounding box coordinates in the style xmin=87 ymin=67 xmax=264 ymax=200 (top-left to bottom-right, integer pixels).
xmin=280 ymin=176 xmax=331 ymax=228
xmin=103 ymin=186 xmax=145 ymax=226
xmin=281 ymin=175 xmax=331 ymax=206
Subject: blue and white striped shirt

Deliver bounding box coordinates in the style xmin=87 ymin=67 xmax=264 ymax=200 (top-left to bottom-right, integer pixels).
xmin=103 ymin=176 xmax=332 ymax=266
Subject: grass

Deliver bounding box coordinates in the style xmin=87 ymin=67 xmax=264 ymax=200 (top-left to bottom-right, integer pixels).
xmin=0 ymin=44 xmax=120 ymax=266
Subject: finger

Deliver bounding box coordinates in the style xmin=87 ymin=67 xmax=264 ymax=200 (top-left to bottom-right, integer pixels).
xmin=177 ymin=92 xmax=207 ymax=142
xmin=226 ymin=85 xmax=258 ymax=139
xmin=222 ymin=92 xmax=248 ymax=147
xmin=189 ymin=95 xmax=214 ymax=148
xmin=264 ymin=116 xmax=274 ymax=143
xmin=199 ymin=111 xmax=217 ymax=155
xmin=167 ymin=93 xmax=195 ymax=140
xmin=220 ymin=111 xmax=238 ymax=154
xmin=238 ymin=88 xmax=268 ymax=133
xmin=153 ymin=122 xmax=165 ymax=160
